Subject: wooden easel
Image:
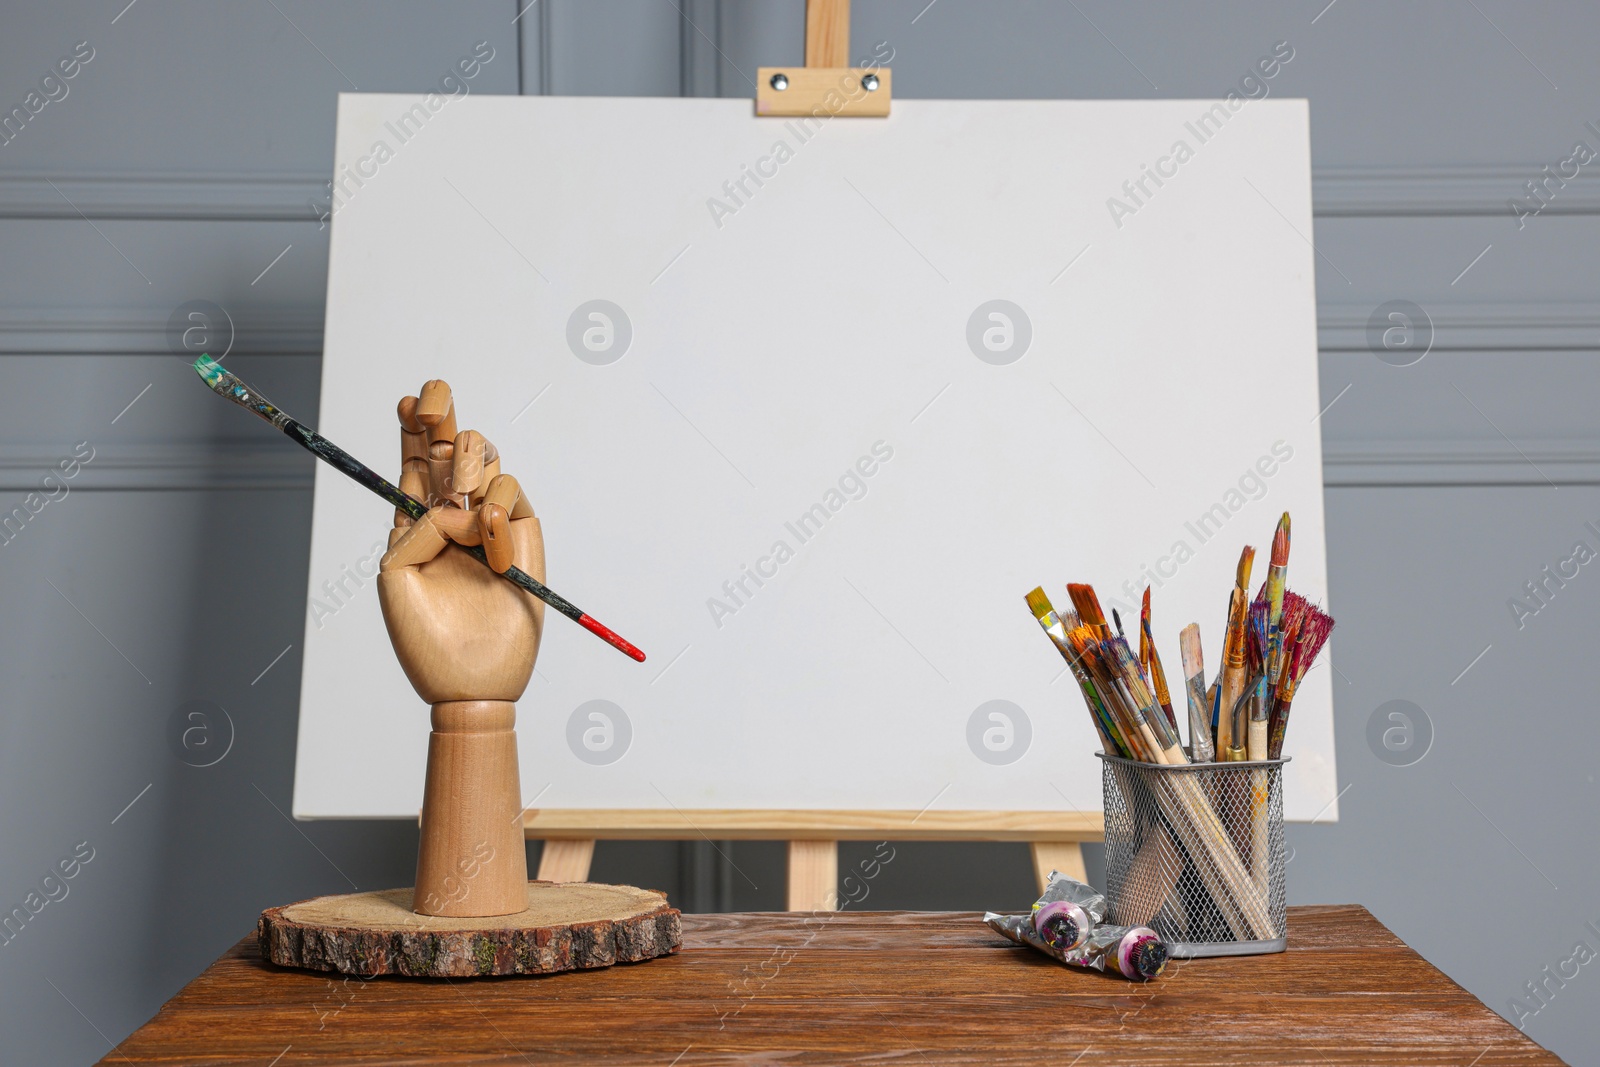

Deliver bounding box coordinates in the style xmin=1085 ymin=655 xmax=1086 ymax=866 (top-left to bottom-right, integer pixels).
xmin=530 ymin=809 xmax=1102 ymax=911
xmin=529 ymin=0 xmax=1104 ymax=910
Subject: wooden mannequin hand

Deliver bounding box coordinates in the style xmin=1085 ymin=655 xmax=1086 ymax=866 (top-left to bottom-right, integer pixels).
xmin=377 ymin=380 xmax=545 ymax=703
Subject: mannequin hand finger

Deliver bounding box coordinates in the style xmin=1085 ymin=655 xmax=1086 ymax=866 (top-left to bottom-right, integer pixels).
xmin=427 ymin=440 xmax=463 ymax=508
xmin=396 ymin=469 xmax=428 ymax=526
xmin=380 ymin=509 xmax=450 ymax=571
xmin=507 ymin=513 xmax=545 ymax=587
xmin=482 ymin=473 xmax=534 ymax=520
xmin=480 ymin=503 xmax=512 ymax=572
xmin=397 ymin=395 xmax=429 ymax=485
xmin=416 ymin=380 xmax=457 ymax=444
xmin=430 ymin=504 xmax=482 ymax=547
xmin=452 ymin=430 xmax=501 ymax=499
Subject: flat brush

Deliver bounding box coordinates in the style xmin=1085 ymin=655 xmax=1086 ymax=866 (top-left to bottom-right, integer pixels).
xmin=192 ymin=355 xmax=647 ymax=662
xmin=1067 ymin=583 xmax=1112 ymax=640
xmin=1178 ymin=624 xmax=1213 ymax=762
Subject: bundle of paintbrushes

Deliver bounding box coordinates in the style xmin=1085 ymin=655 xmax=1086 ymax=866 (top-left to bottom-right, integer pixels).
xmin=1024 ymin=512 xmax=1333 ymax=768
xmin=1023 ymin=511 xmax=1335 ymax=949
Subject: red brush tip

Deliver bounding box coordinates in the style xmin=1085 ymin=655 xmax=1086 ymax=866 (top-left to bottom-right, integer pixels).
xmin=1271 ymin=512 xmax=1291 ymax=567
xmin=578 ymin=613 xmax=647 ymax=662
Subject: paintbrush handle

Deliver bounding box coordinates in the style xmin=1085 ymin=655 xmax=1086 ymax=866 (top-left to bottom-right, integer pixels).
xmin=279 ymin=418 xmax=646 ymax=662
xmin=283 ymin=419 xmax=424 ymax=519
xmin=1216 ymin=663 xmax=1246 ymax=757
xmin=1268 ymin=686 xmax=1297 ymax=759
xmin=1185 ymin=675 xmax=1214 ymax=762
xmin=1248 ymin=718 xmax=1268 ymax=762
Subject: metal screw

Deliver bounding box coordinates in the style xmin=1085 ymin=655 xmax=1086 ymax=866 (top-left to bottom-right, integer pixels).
xmin=861 ymin=73 xmax=880 ymax=91
xmin=769 ymin=72 xmax=789 ymax=91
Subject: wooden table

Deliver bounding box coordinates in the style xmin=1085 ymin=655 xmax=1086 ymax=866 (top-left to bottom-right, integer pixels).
xmin=107 ymin=905 xmax=1561 ymax=1065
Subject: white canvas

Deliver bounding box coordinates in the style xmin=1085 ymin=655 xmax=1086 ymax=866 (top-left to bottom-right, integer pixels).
xmin=295 ymin=92 xmax=1338 ymax=823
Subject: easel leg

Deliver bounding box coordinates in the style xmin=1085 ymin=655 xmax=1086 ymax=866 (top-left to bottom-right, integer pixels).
xmin=787 ymin=840 xmax=837 ymax=912
xmin=1030 ymin=842 xmax=1087 ymax=894
xmin=537 ymin=839 xmax=595 ymax=882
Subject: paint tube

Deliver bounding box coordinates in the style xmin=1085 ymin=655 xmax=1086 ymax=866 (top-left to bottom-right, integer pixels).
xmin=1029 ymin=870 xmax=1107 ymax=952
xmin=984 ymin=911 xmax=1168 ymax=981
xmin=1083 ymin=922 xmax=1168 ymax=979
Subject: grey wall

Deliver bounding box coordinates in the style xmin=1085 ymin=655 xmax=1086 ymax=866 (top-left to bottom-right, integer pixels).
xmin=1 ymin=1 xmax=1595 ymax=1063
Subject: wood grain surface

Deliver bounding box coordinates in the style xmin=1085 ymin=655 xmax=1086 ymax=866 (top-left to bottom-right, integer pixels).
xmin=107 ymin=906 xmax=1563 ymax=1066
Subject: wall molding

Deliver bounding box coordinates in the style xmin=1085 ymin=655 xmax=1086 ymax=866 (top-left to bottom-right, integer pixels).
xmin=1318 ymin=301 xmax=1600 ymax=352
xmin=2 ymin=303 xmax=1595 ymax=357
xmin=1 ymin=164 xmax=1595 ymax=222
xmin=1313 ymin=165 xmax=1600 ymax=218
xmin=0 ymin=443 xmax=311 ymax=493
xmin=5 ymin=438 xmax=1595 ymax=492
xmin=1321 ymin=438 xmax=1600 ymax=487
xmin=0 ymin=172 xmax=326 ymax=222
xmin=0 ymin=308 xmax=324 ymax=355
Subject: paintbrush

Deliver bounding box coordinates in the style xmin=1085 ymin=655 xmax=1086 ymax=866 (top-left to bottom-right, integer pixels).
xmin=1138 ymin=587 xmax=1178 ymax=735
xmin=191 ymin=355 xmax=647 ymax=662
xmin=1066 ymin=608 xmax=1273 ymax=939
xmin=1178 ymin=624 xmax=1213 ymax=762
xmin=1216 ymin=546 xmax=1254 ymax=760
xmin=1268 ymin=599 xmax=1334 ymax=758
xmin=1067 ymin=584 xmax=1112 ymax=640
xmin=1025 ymin=588 xmax=1126 ymax=756
xmin=1068 ymin=628 xmax=1157 ymax=761
xmin=1241 ymin=598 xmax=1270 ymax=761
xmin=1251 ymin=513 xmax=1291 ymax=760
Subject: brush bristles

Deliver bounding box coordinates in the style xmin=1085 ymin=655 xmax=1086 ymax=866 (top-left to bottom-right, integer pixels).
xmin=1294 ymin=605 xmax=1335 ymax=677
xmin=1066 ymin=583 xmax=1107 ymax=631
xmin=1271 ymin=512 xmax=1291 ymax=568
xmin=193 ymin=354 xmax=227 ymax=390
xmin=1139 ymin=587 xmax=1151 ymax=658
xmin=1273 ymin=593 xmax=1309 ymax=685
xmin=1025 ymin=586 xmax=1054 ymax=622
xmin=1245 ymin=604 xmax=1268 ymax=674
xmin=1235 ymin=546 xmax=1256 ymax=589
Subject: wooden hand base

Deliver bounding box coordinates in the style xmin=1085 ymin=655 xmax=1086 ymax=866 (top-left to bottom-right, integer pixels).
xmin=259 ymin=881 xmax=681 ymax=977
xmin=415 ymin=700 xmax=527 ymax=916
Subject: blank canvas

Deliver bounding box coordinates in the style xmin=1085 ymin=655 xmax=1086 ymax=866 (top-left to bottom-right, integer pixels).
xmin=295 ymin=93 xmax=1337 ymax=823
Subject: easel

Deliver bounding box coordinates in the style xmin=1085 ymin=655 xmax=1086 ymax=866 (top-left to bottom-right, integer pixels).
xmin=529 ymin=0 xmax=1105 ymax=910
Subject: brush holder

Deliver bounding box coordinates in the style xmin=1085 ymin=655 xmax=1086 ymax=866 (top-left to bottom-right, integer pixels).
xmin=1099 ymin=753 xmax=1289 ymax=957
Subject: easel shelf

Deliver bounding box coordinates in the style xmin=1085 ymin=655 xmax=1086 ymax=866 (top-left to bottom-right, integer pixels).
xmin=524 ymin=809 xmax=1106 ymax=912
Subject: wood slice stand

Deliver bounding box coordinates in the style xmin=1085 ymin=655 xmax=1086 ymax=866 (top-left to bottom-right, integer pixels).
xmin=258 ymin=881 xmax=680 ymax=977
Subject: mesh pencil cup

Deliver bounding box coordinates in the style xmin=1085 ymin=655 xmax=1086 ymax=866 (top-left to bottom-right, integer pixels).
xmin=1098 ymin=753 xmax=1289 ymax=957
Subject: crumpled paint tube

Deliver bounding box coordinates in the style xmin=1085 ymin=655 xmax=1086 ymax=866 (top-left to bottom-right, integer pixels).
xmin=987 ymin=872 xmax=1168 ymax=980
xmin=1029 ymin=869 xmax=1108 ymax=952
xmin=985 ymin=911 xmax=1168 ymax=981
